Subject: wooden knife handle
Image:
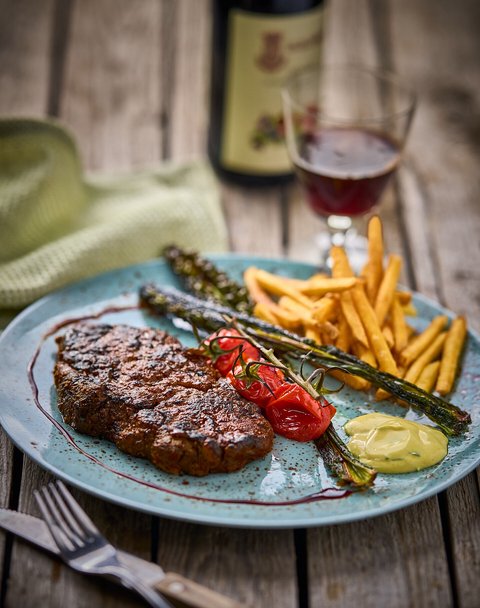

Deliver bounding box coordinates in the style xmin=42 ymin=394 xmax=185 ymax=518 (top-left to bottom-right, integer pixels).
xmin=155 ymin=572 xmax=249 ymax=608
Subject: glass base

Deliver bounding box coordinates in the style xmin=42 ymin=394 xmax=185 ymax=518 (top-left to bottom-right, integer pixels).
xmin=315 ymin=215 xmax=369 ymax=272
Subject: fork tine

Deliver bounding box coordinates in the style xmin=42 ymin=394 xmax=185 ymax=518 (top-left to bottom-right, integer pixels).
xmin=34 ymin=489 xmax=74 ymax=553
xmin=56 ymin=480 xmax=99 ymax=537
xmin=44 ymin=483 xmax=83 ymax=548
xmin=49 ymin=482 xmax=84 ymax=541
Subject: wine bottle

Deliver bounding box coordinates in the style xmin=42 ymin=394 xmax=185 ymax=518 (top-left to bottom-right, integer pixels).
xmin=208 ymin=0 xmax=324 ymax=187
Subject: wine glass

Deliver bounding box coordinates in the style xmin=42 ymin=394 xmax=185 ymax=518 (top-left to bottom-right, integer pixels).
xmin=282 ymin=64 xmax=416 ymax=267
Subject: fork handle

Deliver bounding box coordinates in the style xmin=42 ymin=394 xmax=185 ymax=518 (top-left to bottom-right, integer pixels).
xmin=155 ymin=573 xmax=248 ymax=608
xmin=109 ymin=567 xmax=175 ymax=608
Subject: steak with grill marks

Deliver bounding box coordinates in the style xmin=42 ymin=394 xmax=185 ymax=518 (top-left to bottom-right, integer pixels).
xmin=54 ymin=323 xmax=274 ymax=476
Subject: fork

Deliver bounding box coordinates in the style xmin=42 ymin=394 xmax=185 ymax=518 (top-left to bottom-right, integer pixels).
xmin=34 ymin=480 xmax=174 ymax=608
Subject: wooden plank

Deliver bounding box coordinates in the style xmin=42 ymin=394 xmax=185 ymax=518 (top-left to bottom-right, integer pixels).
xmin=168 ymin=0 xmax=211 ymax=160
xmin=0 ymin=0 xmax=54 ymax=114
xmin=60 ymin=0 xmax=164 ymax=171
xmin=0 ymin=429 xmax=14 ymax=583
xmin=157 ymin=520 xmax=297 ymax=608
xmin=390 ymin=2 xmax=480 ymax=606
xmin=0 ymin=0 xmax=54 ymax=600
xmin=309 ymin=498 xmax=452 ymax=607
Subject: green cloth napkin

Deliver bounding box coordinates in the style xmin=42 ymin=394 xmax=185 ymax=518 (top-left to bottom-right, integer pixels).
xmin=0 ymin=118 xmax=228 ymax=315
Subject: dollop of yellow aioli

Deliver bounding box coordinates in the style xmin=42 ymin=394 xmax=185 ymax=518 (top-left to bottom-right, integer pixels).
xmin=344 ymin=413 xmax=448 ymax=474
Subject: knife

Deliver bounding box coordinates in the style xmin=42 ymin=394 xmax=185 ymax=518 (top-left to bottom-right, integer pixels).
xmin=0 ymin=509 xmax=247 ymax=608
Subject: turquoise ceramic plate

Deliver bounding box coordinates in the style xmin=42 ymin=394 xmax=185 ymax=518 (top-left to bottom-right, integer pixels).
xmin=0 ymin=256 xmax=479 ymax=528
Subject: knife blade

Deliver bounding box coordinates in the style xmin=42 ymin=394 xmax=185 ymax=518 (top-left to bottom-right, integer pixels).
xmin=0 ymin=509 xmax=247 ymax=608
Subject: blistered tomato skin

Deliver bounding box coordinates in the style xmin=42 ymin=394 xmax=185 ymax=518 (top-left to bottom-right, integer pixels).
xmin=205 ymin=329 xmax=336 ymax=442
xmin=227 ymin=364 xmax=285 ymax=408
xmin=204 ymin=329 xmax=260 ymax=375
xmin=266 ymin=384 xmax=336 ymax=441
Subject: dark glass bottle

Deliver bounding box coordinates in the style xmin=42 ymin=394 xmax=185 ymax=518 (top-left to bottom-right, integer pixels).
xmin=208 ymin=0 xmax=324 ymax=187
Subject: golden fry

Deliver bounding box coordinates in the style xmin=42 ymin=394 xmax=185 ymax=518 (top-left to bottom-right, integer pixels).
xmin=305 ymin=327 xmax=322 ymax=345
xmin=340 ymin=291 xmax=369 ymax=348
xmin=416 ymin=361 xmax=441 ymax=393
xmin=253 ymin=302 xmax=301 ymax=330
xmin=382 ymin=325 xmax=395 ymax=349
xmin=374 ymin=254 xmax=402 ymax=326
xmin=278 ymin=295 xmax=312 ymax=317
xmin=436 ymin=316 xmax=467 ymax=395
xmin=396 ymin=290 xmax=412 ymax=305
xmin=330 ymin=369 xmax=370 ymax=391
xmin=253 ymin=303 xmax=279 ymax=325
xmin=365 ymin=215 xmax=384 ymax=303
xmin=400 ymin=315 xmax=448 ymax=366
xmin=298 ymin=276 xmax=357 ymax=296
xmin=353 ymin=343 xmax=377 ymax=369
xmin=351 ymin=284 xmax=398 ymax=375
xmin=253 ymin=269 xmax=314 ymax=309
xmin=312 ymin=297 xmax=337 ymax=323
xmin=404 ymin=332 xmax=447 ymax=385
xmin=402 ymin=302 xmax=418 ymax=317
xmin=244 ymin=267 xmax=273 ymax=305
xmin=320 ymin=321 xmax=339 ymax=343
xmin=391 ymin=295 xmax=409 ymax=353
xmin=330 ymin=246 xmax=354 ymax=278
xmin=336 ymin=312 xmax=352 ymax=353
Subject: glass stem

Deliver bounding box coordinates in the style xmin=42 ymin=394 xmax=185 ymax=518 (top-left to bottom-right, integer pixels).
xmin=327 ymin=215 xmax=353 ymax=247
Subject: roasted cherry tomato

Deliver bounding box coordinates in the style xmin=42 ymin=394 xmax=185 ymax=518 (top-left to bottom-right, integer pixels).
xmin=265 ymin=384 xmax=336 ymax=442
xmin=204 ymin=329 xmax=259 ymax=376
xmin=204 ymin=329 xmax=336 ymax=442
xmin=227 ymin=363 xmax=284 ymax=408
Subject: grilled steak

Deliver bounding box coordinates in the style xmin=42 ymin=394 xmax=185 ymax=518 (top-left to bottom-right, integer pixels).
xmin=54 ymin=323 xmax=274 ymax=476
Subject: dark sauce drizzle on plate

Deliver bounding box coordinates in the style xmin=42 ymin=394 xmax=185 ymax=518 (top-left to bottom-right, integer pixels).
xmin=27 ymin=304 xmax=351 ymax=506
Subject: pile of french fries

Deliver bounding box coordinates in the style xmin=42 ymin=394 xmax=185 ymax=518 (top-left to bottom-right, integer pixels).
xmin=244 ymin=216 xmax=467 ymax=399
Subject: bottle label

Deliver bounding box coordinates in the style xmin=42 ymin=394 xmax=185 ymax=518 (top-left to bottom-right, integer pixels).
xmin=221 ymin=6 xmax=323 ymax=175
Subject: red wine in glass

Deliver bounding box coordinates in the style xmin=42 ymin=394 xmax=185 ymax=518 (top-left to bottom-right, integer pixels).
xmin=293 ymin=127 xmax=401 ymax=217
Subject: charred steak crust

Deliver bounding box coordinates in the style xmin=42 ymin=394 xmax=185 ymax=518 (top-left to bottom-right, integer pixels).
xmin=54 ymin=323 xmax=274 ymax=476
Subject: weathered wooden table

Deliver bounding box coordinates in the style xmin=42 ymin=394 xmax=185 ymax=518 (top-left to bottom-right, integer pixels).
xmin=1 ymin=1 xmax=479 ymax=606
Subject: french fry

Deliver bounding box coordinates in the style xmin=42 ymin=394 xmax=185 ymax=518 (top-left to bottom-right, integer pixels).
xmin=436 ymin=316 xmax=467 ymax=395
xmin=365 ymin=215 xmax=384 ymax=302
xmin=339 ymin=292 xmax=369 ymax=348
xmin=298 ymin=276 xmax=357 ymax=296
xmin=278 ymin=295 xmax=313 ymax=322
xmin=330 ymin=370 xmax=371 ymax=391
xmin=391 ymin=295 xmax=409 ymax=353
xmin=396 ymin=290 xmax=412 ymax=305
xmin=253 ymin=302 xmax=301 ymax=330
xmin=320 ymin=321 xmax=339 ymax=343
xmin=312 ymin=296 xmax=337 ymax=323
xmin=374 ymin=254 xmax=402 ymax=326
xmin=253 ymin=302 xmax=279 ymax=325
xmin=404 ymin=332 xmax=447 ymax=385
xmin=336 ymin=312 xmax=352 ymax=353
xmin=330 ymin=246 xmax=354 ymax=278
xmin=402 ymin=302 xmax=418 ymax=317
xmin=305 ymin=327 xmax=322 ymax=345
xmin=400 ymin=315 xmax=448 ymax=367
xmin=351 ymin=283 xmax=398 ymax=376
xmin=281 ymin=273 xmax=329 ymax=290
xmin=353 ymin=343 xmax=377 ymax=369
xmin=416 ymin=361 xmax=441 ymax=393
xmin=382 ymin=325 xmax=395 ymax=349
xmin=253 ymin=268 xmax=314 ymax=309
xmin=244 ymin=267 xmax=273 ymax=305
